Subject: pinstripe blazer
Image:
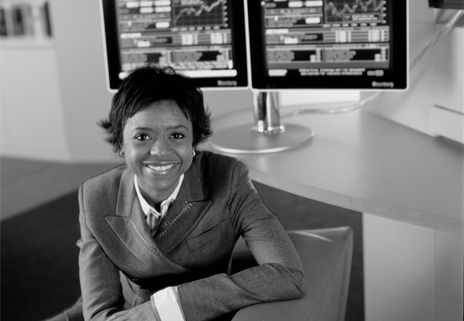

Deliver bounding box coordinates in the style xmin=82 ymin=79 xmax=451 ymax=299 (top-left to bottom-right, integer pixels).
xmin=78 ymin=151 xmax=306 ymax=321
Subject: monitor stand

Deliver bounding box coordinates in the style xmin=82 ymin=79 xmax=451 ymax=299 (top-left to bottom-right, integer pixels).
xmin=209 ymin=91 xmax=315 ymax=154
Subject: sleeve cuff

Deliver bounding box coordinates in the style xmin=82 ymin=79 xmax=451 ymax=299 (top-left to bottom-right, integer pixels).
xmin=151 ymin=286 xmax=185 ymax=321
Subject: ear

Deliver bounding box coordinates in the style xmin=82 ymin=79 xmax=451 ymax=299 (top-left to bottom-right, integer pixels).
xmin=118 ymin=143 xmax=124 ymax=157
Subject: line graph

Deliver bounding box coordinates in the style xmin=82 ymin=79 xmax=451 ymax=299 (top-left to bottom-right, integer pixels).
xmin=325 ymin=0 xmax=385 ymax=23
xmin=173 ymin=0 xmax=227 ymax=28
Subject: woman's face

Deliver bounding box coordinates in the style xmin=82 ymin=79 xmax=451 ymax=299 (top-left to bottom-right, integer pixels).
xmin=122 ymin=101 xmax=194 ymax=205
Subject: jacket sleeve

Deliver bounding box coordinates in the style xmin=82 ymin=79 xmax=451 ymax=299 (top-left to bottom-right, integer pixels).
xmin=77 ymin=184 xmax=156 ymax=321
xmin=176 ymin=161 xmax=307 ymax=321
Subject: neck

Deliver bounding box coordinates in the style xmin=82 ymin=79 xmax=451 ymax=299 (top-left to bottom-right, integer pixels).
xmin=140 ymin=189 xmax=172 ymax=211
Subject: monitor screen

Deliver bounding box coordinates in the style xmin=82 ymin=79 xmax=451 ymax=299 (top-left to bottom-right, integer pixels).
xmin=101 ymin=0 xmax=248 ymax=91
xmin=246 ymin=0 xmax=408 ymax=90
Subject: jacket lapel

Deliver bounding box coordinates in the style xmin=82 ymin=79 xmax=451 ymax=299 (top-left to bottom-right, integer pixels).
xmin=154 ymin=158 xmax=212 ymax=254
xmin=105 ymin=170 xmax=157 ymax=261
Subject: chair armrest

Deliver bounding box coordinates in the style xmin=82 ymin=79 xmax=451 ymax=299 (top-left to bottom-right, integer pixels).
xmin=231 ymin=227 xmax=353 ymax=321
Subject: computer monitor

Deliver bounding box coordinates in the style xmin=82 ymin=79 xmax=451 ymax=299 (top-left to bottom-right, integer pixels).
xmin=100 ymin=0 xmax=248 ymax=91
xmin=247 ymin=0 xmax=408 ymax=90
xmin=209 ymin=0 xmax=409 ymax=154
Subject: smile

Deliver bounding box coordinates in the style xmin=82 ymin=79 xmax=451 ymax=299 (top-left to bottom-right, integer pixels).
xmin=146 ymin=164 xmax=175 ymax=172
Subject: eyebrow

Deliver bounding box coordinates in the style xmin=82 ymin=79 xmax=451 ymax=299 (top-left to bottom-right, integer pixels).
xmin=131 ymin=124 xmax=190 ymax=133
xmin=167 ymin=124 xmax=190 ymax=131
xmin=130 ymin=127 xmax=152 ymax=133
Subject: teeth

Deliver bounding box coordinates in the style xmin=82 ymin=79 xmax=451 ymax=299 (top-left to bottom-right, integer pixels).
xmin=147 ymin=164 xmax=174 ymax=171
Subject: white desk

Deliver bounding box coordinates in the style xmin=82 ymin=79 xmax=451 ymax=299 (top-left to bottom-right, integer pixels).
xmin=206 ymin=104 xmax=464 ymax=321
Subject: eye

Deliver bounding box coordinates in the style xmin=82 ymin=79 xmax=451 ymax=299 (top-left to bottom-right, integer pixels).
xmin=135 ymin=133 xmax=150 ymax=141
xmin=171 ymin=132 xmax=185 ymax=139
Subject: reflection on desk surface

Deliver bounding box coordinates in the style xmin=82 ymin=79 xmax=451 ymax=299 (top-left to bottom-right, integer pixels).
xmin=208 ymin=108 xmax=464 ymax=232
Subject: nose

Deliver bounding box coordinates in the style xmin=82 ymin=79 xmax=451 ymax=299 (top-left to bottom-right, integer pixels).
xmin=149 ymin=137 xmax=172 ymax=157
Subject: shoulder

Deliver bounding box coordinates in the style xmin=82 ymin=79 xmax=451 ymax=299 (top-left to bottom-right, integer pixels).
xmin=194 ymin=150 xmax=248 ymax=178
xmin=191 ymin=151 xmax=250 ymax=198
xmin=80 ymin=164 xmax=127 ymax=205
xmin=83 ymin=164 xmax=126 ymax=190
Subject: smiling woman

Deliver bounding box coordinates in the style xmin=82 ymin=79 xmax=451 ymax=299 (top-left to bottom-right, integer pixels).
xmin=45 ymin=64 xmax=306 ymax=321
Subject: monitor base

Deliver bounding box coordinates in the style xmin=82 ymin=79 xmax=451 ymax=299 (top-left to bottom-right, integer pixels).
xmin=209 ymin=124 xmax=315 ymax=154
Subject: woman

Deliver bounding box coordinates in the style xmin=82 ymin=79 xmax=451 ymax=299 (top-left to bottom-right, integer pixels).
xmin=71 ymin=64 xmax=306 ymax=321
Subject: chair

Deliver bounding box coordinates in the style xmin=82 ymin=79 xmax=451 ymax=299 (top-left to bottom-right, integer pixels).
xmin=231 ymin=227 xmax=353 ymax=321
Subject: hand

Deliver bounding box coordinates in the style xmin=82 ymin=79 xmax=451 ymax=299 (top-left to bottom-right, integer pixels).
xmin=108 ymin=301 xmax=160 ymax=321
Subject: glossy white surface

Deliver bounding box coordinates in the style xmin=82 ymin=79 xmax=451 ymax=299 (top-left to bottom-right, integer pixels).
xmin=207 ymin=104 xmax=464 ymax=232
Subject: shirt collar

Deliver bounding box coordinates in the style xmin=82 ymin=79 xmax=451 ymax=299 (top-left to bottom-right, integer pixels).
xmin=134 ymin=174 xmax=184 ymax=216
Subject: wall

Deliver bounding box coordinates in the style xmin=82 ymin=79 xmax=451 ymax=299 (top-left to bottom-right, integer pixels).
xmin=1 ymin=0 xmax=116 ymax=162
xmin=0 ymin=42 xmax=71 ymax=161
xmin=51 ymin=0 xmax=116 ymax=162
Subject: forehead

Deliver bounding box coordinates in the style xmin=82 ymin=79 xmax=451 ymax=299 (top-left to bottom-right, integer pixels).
xmin=126 ymin=101 xmax=191 ymax=127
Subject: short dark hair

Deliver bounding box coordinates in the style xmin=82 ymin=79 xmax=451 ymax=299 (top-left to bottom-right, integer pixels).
xmin=99 ymin=64 xmax=213 ymax=153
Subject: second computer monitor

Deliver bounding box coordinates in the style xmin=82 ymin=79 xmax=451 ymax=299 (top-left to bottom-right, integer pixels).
xmin=246 ymin=0 xmax=408 ymax=90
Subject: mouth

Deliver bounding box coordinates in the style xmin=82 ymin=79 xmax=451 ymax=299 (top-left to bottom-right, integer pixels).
xmin=144 ymin=162 xmax=177 ymax=175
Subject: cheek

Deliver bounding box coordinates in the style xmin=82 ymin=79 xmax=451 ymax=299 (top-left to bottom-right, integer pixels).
xmin=124 ymin=145 xmax=145 ymax=165
xmin=179 ymin=147 xmax=194 ymax=167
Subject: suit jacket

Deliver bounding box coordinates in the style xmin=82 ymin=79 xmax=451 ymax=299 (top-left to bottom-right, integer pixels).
xmin=78 ymin=151 xmax=306 ymax=321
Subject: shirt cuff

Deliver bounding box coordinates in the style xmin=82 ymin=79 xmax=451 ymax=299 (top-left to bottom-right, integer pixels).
xmin=151 ymin=286 xmax=185 ymax=321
